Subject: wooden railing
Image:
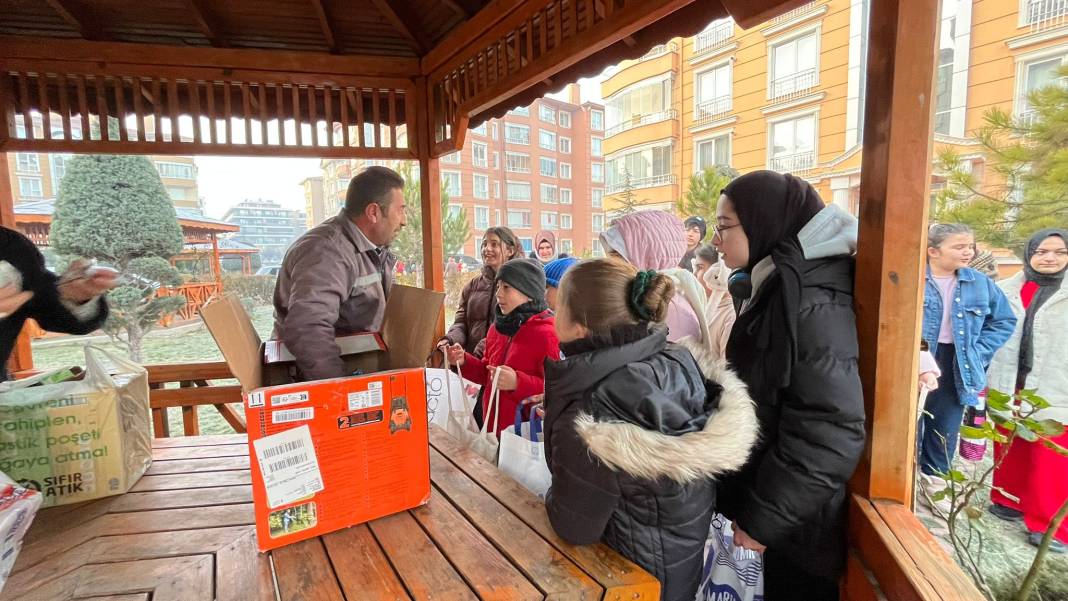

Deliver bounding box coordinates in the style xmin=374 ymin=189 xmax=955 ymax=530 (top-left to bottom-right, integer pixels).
xmin=156 ymin=281 xmax=221 ymax=324
xmin=146 ymin=361 xmax=245 ymax=438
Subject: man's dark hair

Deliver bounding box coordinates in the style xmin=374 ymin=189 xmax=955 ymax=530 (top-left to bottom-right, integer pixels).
xmin=344 ymin=166 xmax=405 ymax=217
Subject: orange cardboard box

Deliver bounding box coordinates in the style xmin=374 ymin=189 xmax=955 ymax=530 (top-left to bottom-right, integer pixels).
xmin=245 ymin=369 xmax=429 ymax=551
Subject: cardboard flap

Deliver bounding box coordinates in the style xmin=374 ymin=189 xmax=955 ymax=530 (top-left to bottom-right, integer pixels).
xmin=380 ymin=285 xmax=445 ymax=370
xmin=201 ymin=295 xmax=263 ymax=392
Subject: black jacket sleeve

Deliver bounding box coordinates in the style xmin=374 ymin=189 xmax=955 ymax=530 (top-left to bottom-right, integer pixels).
xmin=735 ymin=300 xmax=866 ymax=549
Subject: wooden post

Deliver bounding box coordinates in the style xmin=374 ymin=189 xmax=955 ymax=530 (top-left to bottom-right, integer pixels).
xmin=210 ymin=233 xmax=224 ymax=291
xmin=0 ymin=152 xmax=34 ymax=375
xmin=852 ymin=0 xmax=941 ymax=504
xmin=415 ymin=76 xmax=446 ymax=340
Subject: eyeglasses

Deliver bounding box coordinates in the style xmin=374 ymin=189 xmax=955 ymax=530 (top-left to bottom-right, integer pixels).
xmin=712 ymin=223 xmax=741 ymax=237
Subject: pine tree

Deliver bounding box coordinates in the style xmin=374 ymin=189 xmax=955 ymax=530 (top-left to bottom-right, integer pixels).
xmin=614 ymin=169 xmax=642 ymax=217
xmin=677 ymin=165 xmax=739 ymax=224
xmin=51 ymin=155 xmax=186 ymax=362
xmin=933 ymin=65 xmax=1068 ymax=250
xmin=390 ymin=162 xmax=470 ymax=269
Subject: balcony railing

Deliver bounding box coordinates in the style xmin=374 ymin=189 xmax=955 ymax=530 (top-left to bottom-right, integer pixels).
xmin=694 ymin=20 xmax=734 ymax=55
xmin=605 ymin=173 xmax=677 ymax=194
xmin=1026 ymin=0 xmax=1068 ymax=32
xmin=769 ymin=1 xmax=819 ymax=25
xmin=604 ymin=109 xmax=678 ymax=137
xmin=504 ymin=135 xmax=529 ymax=145
xmin=770 ymin=151 xmax=816 ymax=173
xmin=639 ymin=43 xmax=678 ymax=61
xmin=770 ymin=68 xmax=818 ymax=100
xmin=694 ymin=97 xmax=733 ymax=124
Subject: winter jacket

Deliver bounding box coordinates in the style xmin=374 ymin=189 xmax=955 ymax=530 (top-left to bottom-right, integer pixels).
xmin=544 ymin=325 xmax=757 ymax=601
xmin=987 ymin=272 xmax=1068 ymax=422
xmin=272 ymin=212 xmax=396 ymax=381
xmin=719 ymin=205 xmax=866 ymax=582
xmin=702 ymin=260 xmax=736 ymax=360
xmin=599 ymin=211 xmax=706 ymax=345
xmin=1 ymin=227 xmax=110 ymax=381
xmin=921 ymin=266 xmax=1016 ymax=407
xmin=460 ymin=310 xmax=560 ymax=435
xmin=444 ymin=266 xmax=496 ymax=357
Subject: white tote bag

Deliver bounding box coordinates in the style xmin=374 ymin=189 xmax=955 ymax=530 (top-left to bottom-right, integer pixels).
xmin=697 ymin=514 xmax=765 ymax=601
xmin=497 ymin=401 xmax=551 ymax=499
xmin=439 ymin=354 xmax=480 ymax=443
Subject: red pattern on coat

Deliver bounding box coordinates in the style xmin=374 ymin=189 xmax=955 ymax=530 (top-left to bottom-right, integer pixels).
xmin=460 ymin=310 xmax=560 ymax=435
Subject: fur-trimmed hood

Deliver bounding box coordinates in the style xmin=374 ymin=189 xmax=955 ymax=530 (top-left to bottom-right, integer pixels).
xmin=548 ymin=329 xmax=758 ymax=484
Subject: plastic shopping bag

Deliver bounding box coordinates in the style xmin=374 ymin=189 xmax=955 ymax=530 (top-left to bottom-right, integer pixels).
xmin=0 ymin=472 xmax=41 ymax=594
xmin=498 ymin=402 xmax=551 ymax=499
xmin=697 ymin=514 xmax=764 ymax=601
xmin=439 ymin=354 xmax=500 ymax=463
xmin=466 ymin=368 xmax=502 ymax=463
xmin=425 ymin=366 xmax=477 ymax=430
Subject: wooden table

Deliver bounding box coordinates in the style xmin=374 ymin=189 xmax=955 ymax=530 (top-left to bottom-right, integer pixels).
xmin=3 ymin=427 xmax=659 ymax=601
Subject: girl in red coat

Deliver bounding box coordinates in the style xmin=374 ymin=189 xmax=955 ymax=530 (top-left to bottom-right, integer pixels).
xmin=447 ymin=258 xmax=560 ymax=435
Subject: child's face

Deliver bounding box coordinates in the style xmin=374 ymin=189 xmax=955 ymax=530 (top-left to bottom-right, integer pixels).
xmin=496 ymin=282 xmax=531 ymax=315
xmin=545 ymin=285 xmax=559 ymax=311
xmin=927 ymin=234 xmax=975 ymax=272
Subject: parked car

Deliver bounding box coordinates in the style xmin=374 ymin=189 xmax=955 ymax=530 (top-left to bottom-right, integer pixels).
xmin=256 ymin=265 xmax=281 ymax=277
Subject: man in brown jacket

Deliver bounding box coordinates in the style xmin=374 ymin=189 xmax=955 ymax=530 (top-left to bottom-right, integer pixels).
xmin=272 ymin=166 xmax=406 ymax=381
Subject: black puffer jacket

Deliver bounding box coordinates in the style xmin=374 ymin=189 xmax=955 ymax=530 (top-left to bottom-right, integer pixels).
xmin=719 ymin=254 xmax=866 ymax=581
xmin=544 ymin=324 xmax=758 ymax=601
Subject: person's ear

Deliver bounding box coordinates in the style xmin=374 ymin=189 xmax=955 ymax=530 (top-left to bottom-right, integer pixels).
xmin=366 ymin=202 xmax=381 ymax=223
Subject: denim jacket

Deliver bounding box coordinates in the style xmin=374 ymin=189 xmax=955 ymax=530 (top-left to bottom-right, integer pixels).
xmin=921 ymin=266 xmax=1016 ymax=407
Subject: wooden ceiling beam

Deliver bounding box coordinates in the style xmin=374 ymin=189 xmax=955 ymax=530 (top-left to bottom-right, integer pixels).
xmin=308 ymin=0 xmax=339 ymax=54
xmin=186 ymin=0 xmax=229 ymax=47
xmin=370 ymin=0 xmax=430 ymax=55
xmin=440 ymin=0 xmax=472 ymax=19
xmin=45 ymin=0 xmax=108 ymax=41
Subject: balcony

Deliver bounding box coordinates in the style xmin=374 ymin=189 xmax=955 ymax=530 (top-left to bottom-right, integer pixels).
xmin=605 ymin=173 xmax=677 ymax=194
xmin=1026 ymin=0 xmax=1068 ymax=33
xmin=639 ymin=42 xmax=677 ymax=61
xmin=770 ymin=151 xmax=816 ymax=173
xmin=693 ymin=21 xmax=734 ymax=56
xmin=770 ymin=68 xmax=818 ymax=100
xmin=694 ymin=97 xmax=733 ymax=125
xmin=769 ymin=1 xmax=819 ymax=25
xmin=604 ymin=109 xmax=678 ymax=138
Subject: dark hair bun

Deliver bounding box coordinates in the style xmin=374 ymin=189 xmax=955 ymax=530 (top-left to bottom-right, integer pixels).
xmin=641 ymin=273 xmax=675 ymax=322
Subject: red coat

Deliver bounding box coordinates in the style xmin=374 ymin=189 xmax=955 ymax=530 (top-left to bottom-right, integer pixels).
xmin=461 ymin=310 xmax=559 ymax=435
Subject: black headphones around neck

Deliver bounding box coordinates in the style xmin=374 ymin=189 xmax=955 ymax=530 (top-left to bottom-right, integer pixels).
xmin=728 ymin=270 xmax=753 ymax=300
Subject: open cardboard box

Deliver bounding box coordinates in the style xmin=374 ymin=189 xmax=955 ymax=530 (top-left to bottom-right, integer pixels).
xmin=200 ymin=284 xmax=445 ymax=551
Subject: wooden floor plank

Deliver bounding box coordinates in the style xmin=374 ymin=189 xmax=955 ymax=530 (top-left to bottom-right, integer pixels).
xmin=428 ymin=449 xmax=602 ymax=599
xmin=107 ymin=486 xmax=252 ymax=512
xmin=151 ymin=434 xmax=248 ymax=448
xmin=72 ymin=595 xmax=149 ymax=601
xmin=430 ymin=428 xmax=659 ymax=599
xmin=272 ymin=537 xmax=346 ymax=601
xmin=129 ymin=470 xmax=251 ymax=492
xmin=322 ymin=525 xmax=411 ymax=601
xmin=411 ymin=488 xmax=543 ymax=601
xmin=139 ymin=555 xmax=215 ymax=601
xmin=17 ymin=555 xmax=210 ymax=601
xmin=368 ymin=511 xmax=479 ymax=601
xmin=153 ymin=443 xmax=248 ymax=460
xmin=216 ymin=527 xmax=277 ymax=601
xmin=25 ymin=497 xmax=122 ymax=544
xmin=146 ymin=455 xmax=251 ymax=475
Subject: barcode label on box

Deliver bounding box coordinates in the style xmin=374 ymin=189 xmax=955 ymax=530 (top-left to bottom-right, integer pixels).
xmin=272 ymin=391 xmax=309 ymax=407
xmin=348 ymin=381 xmax=384 ymax=411
xmin=247 ymin=391 xmax=265 ymax=409
xmin=252 ymin=425 xmax=325 ymax=509
xmin=272 ymin=408 xmax=314 ymax=424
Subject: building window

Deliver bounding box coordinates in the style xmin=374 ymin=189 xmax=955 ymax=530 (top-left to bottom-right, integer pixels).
xmin=156 ymin=161 xmax=195 ymax=179
xmin=520 ymin=238 xmax=534 ymax=252
xmin=559 ymin=111 xmax=572 ymax=128
xmin=539 ymin=129 xmax=557 ymax=150
xmin=475 ymin=236 xmax=484 ymax=252
xmin=473 ymin=174 xmax=490 ymax=199
xmin=591 ymin=138 xmax=602 ymax=157
xmin=592 ymin=214 xmax=605 ymax=233
xmin=15 ymin=153 xmax=39 ymax=173
xmin=592 ymin=188 xmax=604 ymax=208
xmin=540 ymin=183 xmax=558 ymax=204
xmin=508 ymin=209 xmax=532 ymax=228
xmin=472 ymin=122 xmax=488 ymax=136
xmin=542 ymin=211 xmax=558 ymax=229
xmin=494 ymin=180 xmax=501 ymax=199
xmin=592 ymin=163 xmax=604 ymax=183
xmin=560 ymin=239 xmax=573 ymax=254
xmin=507 ymin=181 xmax=532 ymax=201
xmin=695 ymin=63 xmax=732 ymax=122
xmin=539 ymin=157 xmax=557 ymax=177
xmin=475 ymin=206 xmax=490 ymax=229
xmin=18 ymin=176 xmax=43 ymax=198
xmin=472 ymin=142 xmax=489 ymax=168
xmin=491 ymin=122 xmax=499 ymax=139
xmin=52 ymin=154 xmax=72 ymax=183
xmin=769 ymin=113 xmax=817 ymax=172
xmin=506 ymin=152 xmax=532 ymax=173
xmin=539 ymin=105 xmax=556 ymax=123
xmin=606 ymin=143 xmax=673 ymax=192
xmin=561 ymin=214 xmax=573 ymax=229
xmin=590 ymin=109 xmax=604 ymax=130
xmin=505 ymin=123 xmax=530 ymax=144
xmin=448 ymin=204 xmax=464 ymax=219
xmin=605 ymin=76 xmax=672 ymax=135
xmin=510 ymin=106 xmax=530 ymax=117
xmin=696 ymin=134 xmax=731 ymax=171
xmin=493 ymin=151 xmax=500 ymax=169
xmin=559 ymin=137 xmax=571 ymax=153
xmin=441 ymin=171 xmax=462 ymax=196
xmin=770 ymin=29 xmax=819 ymax=99
xmin=1017 ymin=52 xmax=1067 ymax=122
xmin=495 ymin=209 xmax=502 ymax=225
xmin=442 ymin=151 xmax=462 ymax=165
xmin=559 ymin=163 xmax=572 ymax=179
xmin=560 ymin=188 xmax=572 ymax=204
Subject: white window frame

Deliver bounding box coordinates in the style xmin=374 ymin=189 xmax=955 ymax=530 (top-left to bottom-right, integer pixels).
xmin=560 ymin=188 xmax=572 ymax=204
xmin=560 ymin=238 xmax=573 ymax=254
xmin=1019 ymin=0 xmax=1068 ymax=26
xmin=559 ymin=162 xmax=572 ymax=179
xmin=539 ymin=104 xmax=556 ymax=123
xmin=590 ymin=109 xmax=604 ymax=130
xmin=494 ymin=180 xmax=501 ymax=199
xmin=474 ymin=205 xmax=490 ymax=229
xmin=441 ymin=151 xmax=462 ymax=165
xmin=539 ymin=157 xmax=557 ymax=178
xmin=766 ymin=108 xmax=820 ymax=171
xmin=15 ymin=153 xmax=40 ymax=173
xmin=505 ymin=123 xmax=531 ymax=145
xmin=591 ymin=137 xmax=603 ymax=157
xmin=506 ymin=180 xmax=532 ymax=201
xmin=591 ymin=188 xmax=604 ymax=208
xmin=693 ymin=131 xmax=733 ymax=172
xmin=559 ymin=136 xmax=572 ymax=154
xmin=441 ymin=170 xmax=463 ymax=196
xmin=766 ymin=23 xmax=822 ymax=101
xmin=1013 ymin=44 xmax=1068 ymax=118
xmin=505 ymin=151 xmax=532 ymax=173
xmin=559 ymin=111 xmax=572 ymax=128
xmin=540 ymin=183 xmax=558 ymax=204
xmin=561 ymin=213 xmax=573 ymax=229
xmin=472 ymin=142 xmax=489 ymax=168
xmin=539 ymin=129 xmax=557 ymax=150
xmin=591 ymin=163 xmax=604 ymax=183
xmin=693 ymin=59 xmax=734 ymax=120
xmin=592 ymin=214 xmax=606 ymax=233
xmin=507 ymin=209 xmax=532 ymax=228
xmin=18 ymin=176 xmax=43 ymax=198
xmin=447 ymin=203 xmax=464 ymax=219
xmin=541 ymin=211 xmax=558 ymax=229
xmin=156 ymin=161 xmax=195 ymax=179
xmin=510 ymin=106 xmax=530 ymax=116
xmin=472 ymin=173 xmax=490 ymax=199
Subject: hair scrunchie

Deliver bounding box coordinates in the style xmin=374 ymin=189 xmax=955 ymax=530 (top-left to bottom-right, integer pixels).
xmin=628 ymin=269 xmax=658 ymax=321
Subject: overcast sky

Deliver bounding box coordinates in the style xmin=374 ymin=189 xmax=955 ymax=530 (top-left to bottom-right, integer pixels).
xmin=194 ymin=75 xmax=606 ymax=219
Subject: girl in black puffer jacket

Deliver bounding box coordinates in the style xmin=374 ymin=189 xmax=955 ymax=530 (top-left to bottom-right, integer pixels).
xmin=543 ymin=258 xmax=758 ymax=601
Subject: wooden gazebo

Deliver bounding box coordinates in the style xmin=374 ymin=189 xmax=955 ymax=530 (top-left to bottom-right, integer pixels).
xmin=0 ymin=0 xmax=977 ymax=599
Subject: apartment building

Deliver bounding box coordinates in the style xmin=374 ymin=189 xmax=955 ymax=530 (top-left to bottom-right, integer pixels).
xmin=7 ymin=152 xmax=200 ymax=209
xmin=599 ymin=0 xmax=1066 ymax=216
xmin=223 ymin=199 xmax=307 ymax=264
xmin=300 ymin=176 xmax=326 ymax=228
